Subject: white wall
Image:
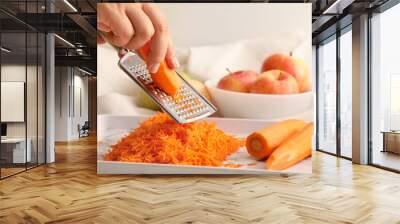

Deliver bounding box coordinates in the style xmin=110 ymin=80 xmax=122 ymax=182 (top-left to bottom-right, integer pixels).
xmin=54 ymin=67 xmax=89 ymax=141
xmin=1 ymin=66 xmax=26 ymax=141
xmin=1 ymin=65 xmax=36 ymax=137
xmin=1 ymin=64 xmax=46 ymax=163
xmin=55 ymin=67 xmax=70 ymax=141
xmin=71 ymin=73 xmax=89 ymax=138
xmin=74 ymin=73 xmax=89 ymax=122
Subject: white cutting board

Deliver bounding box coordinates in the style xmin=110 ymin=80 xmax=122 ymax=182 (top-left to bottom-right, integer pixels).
xmin=97 ymin=115 xmax=312 ymax=175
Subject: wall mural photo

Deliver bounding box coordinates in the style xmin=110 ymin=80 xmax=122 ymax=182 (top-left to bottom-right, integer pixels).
xmin=97 ymin=3 xmax=314 ymax=174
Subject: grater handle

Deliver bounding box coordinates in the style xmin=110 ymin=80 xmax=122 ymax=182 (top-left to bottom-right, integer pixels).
xmin=98 ymin=30 xmax=129 ymax=57
xmin=98 ymin=31 xmax=153 ymax=67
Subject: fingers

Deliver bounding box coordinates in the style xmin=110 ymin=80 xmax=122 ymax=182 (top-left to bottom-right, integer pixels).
xmin=142 ymin=4 xmax=178 ymax=72
xmin=97 ymin=21 xmax=109 ymax=44
xmin=99 ymin=3 xmax=134 ymax=47
xmin=97 ymin=34 xmax=106 ymax=44
xmin=123 ymin=5 xmax=155 ymax=51
xmin=165 ymin=40 xmax=180 ymax=69
xmin=145 ymin=30 xmax=168 ymax=73
xmin=97 ymin=3 xmax=180 ymax=72
xmin=97 ymin=21 xmax=111 ymax=32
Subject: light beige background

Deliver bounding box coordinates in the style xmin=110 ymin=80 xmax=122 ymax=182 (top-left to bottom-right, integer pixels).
xmin=98 ymin=3 xmax=311 ymax=98
xmin=158 ymin=3 xmax=311 ymax=48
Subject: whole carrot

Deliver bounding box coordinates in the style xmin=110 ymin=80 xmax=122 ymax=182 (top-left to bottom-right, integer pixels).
xmin=266 ymin=122 xmax=314 ymax=170
xmin=246 ymin=119 xmax=307 ymax=160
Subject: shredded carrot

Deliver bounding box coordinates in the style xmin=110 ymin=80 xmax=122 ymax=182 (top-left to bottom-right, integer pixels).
xmin=104 ymin=113 xmax=244 ymax=167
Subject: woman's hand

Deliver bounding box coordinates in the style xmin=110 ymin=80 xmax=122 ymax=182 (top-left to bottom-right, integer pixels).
xmin=97 ymin=3 xmax=179 ymax=73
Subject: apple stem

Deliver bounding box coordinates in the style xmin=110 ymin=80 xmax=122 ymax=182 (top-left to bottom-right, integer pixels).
xmin=289 ymin=51 xmax=293 ymax=57
xmin=226 ymin=68 xmax=233 ymax=75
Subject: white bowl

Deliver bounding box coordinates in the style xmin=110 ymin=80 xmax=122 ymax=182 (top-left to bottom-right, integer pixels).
xmin=205 ymin=78 xmax=314 ymax=120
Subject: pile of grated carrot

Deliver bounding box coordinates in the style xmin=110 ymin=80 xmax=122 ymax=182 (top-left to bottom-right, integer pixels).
xmin=104 ymin=113 xmax=244 ymax=167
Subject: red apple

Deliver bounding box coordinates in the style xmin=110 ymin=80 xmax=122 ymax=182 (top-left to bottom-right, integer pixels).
xmin=217 ymin=70 xmax=258 ymax=92
xmin=261 ymin=54 xmax=310 ymax=92
xmin=249 ymin=70 xmax=299 ymax=94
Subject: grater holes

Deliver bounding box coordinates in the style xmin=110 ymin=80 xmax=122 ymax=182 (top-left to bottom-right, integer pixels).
xmin=172 ymin=86 xmax=210 ymax=119
xmin=148 ymin=78 xmax=214 ymax=120
xmin=121 ymin=53 xmax=215 ymax=122
xmin=129 ymin=64 xmax=153 ymax=84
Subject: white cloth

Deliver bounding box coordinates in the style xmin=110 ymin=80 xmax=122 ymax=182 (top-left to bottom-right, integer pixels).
xmin=185 ymin=35 xmax=308 ymax=82
xmin=98 ymin=92 xmax=156 ymax=116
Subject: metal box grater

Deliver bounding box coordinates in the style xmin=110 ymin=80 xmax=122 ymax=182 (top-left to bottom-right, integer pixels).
xmin=118 ymin=51 xmax=217 ymax=123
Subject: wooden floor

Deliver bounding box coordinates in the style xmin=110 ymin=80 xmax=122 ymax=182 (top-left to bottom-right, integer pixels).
xmin=1 ymin=167 xmax=26 ymax=178
xmin=1 ymin=163 xmax=44 ymax=178
xmin=373 ymin=150 xmax=400 ymax=171
xmin=1 ymin=136 xmax=400 ymax=224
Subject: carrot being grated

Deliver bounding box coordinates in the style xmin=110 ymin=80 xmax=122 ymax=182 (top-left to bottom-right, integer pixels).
xmin=104 ymin=113 xmax=244 ymax=167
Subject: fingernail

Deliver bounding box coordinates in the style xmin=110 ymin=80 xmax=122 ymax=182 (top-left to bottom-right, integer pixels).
xmin=173 ymin=57 xmax=180 ymax=68
xmin=149 ymin=63 xmax=160 ymax=73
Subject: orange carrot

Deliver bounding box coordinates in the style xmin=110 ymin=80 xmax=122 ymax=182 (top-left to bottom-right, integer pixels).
xmin=246 ymin=119 xmax=307 ymax=160
xmin=139 ymin=43 xmax=181 ymax=96
xmin=266 ymin=123 xmax=314 ymax=170
xmin=104 ymin=113 xmax=244 ymax=167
